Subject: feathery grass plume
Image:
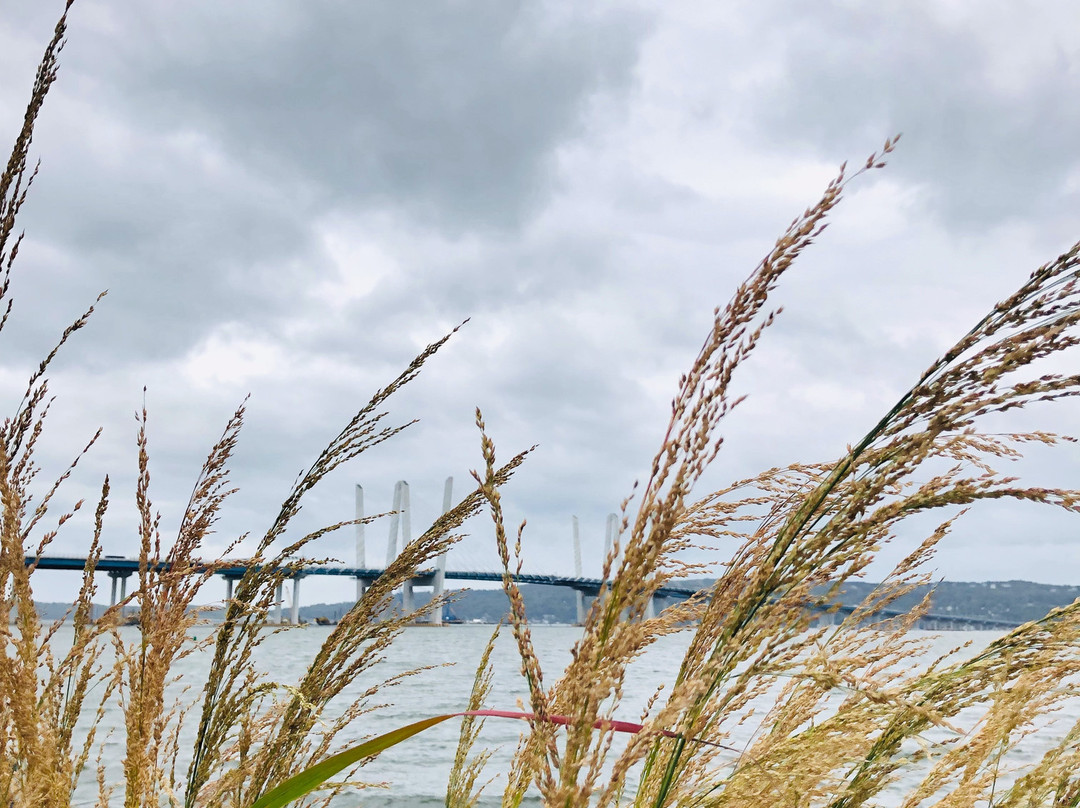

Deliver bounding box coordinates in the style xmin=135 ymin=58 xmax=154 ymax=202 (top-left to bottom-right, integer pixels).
xmin=666 ymin=253 xmax=1080 ymax=807
xmin=474 ymin=136 xmax=1080 ymax=807
xmin=480 ymin=145 xmax=895 ymax=807
xmin=0 ymin=3 xmax=123 ymax=806
xmin=623 ymin=146 xmax=1080 ymax=806
xmin=472 ymin=410 xmax=558 ymax=806
xmin=183 ymin=371 xmax=531 ymax=808
xmin=114 ymin=400 xmax=247 ymax=808
xmin=446 ymin=625 xmax=500 ymax=808
xmin=0 ymin=8 xmax=537 ymax=806
xmin=819 ymin=601 xmax=1080 ymax=808
xmin=183 ymin=328 xmax=467 ymax=801
xmin=7 ymin=3 xmax=1080 ymax=806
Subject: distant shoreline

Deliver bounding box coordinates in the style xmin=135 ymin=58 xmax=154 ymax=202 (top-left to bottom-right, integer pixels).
xmin=23 ymin=578 xmax=1080 ymax=630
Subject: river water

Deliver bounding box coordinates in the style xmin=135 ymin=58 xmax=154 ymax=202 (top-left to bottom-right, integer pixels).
xmin=63 ymin=624 xmax=1075 ymax=806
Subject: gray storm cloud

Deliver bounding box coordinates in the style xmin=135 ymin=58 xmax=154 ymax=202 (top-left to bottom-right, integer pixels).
xmin=743 ymin=0 xmax=1080 ymax=231
xmin=0 ymin=1 xmax=1077 ymax=604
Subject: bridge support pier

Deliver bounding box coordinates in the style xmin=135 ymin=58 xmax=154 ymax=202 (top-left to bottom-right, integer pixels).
xmin=355 ymin=576 xmax=375 ymax=602
xmin=290 ymin=576 xmax=303 ymax=624
xmin=274 ymin=581 xmax=284 ymax=624
xmin=222 ymin=574 xmax=245 ymax=608
xmin=108 ymin=571 xmax=132 ymax=617
xmin=429 ymin=570 xmax=445 ymax=625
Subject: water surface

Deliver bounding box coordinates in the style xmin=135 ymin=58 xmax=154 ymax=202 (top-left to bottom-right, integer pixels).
xmin=61 ymin=625 xmax=1073 ymax=806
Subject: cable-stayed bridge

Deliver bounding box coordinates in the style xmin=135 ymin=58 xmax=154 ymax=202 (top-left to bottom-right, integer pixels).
xmin=26 ymin=479 xmax=670 ymax=626
xmin=28 ymin=556 xmax=698 ymax=624
xmin=25 ymin=479 xmax=1017 ymax=631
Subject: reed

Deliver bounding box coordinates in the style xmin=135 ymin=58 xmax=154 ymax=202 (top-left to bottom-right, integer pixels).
xmin=472 ymin=143 xmax=1080 ymax=806
xmin=0 ymin=8 xmax=530 ymax=807
xmin=3 ymin=5 xmax=1080 ymax=808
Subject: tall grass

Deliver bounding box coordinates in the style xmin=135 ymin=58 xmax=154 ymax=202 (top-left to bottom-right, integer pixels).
xmin=472 ymin=141 xmax=1080 ymax=804
xmin=0 ymin=8 xmax=529 ymax=808
xmin=4 ymin=5 xmax=1080 ymax=808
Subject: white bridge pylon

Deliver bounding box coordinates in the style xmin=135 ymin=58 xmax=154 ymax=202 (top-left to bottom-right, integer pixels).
xmin=354 ymin=477 xmax=454 ymax=625
xmin=572 ymin=512 xmax=654 ymax=625
xmin=266 ymin=481 xmax=639 ymax=626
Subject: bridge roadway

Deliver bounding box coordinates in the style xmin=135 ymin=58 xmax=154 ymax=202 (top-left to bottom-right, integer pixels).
xmin=25 ymin=554 xmax=1017 ymax=630
xmin=26 ymin=554 xmax=696 ymax=599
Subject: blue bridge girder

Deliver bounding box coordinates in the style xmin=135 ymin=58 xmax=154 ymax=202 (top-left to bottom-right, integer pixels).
xmin=24 ymin=554 xmax=1018 ymax=629
xmin=24 ymin=555 xmax=698 ymax=599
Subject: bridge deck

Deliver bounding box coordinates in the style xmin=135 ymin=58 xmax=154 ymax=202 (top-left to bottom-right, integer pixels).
xmin=26 ymin=555 xmax=697 ymax=598
xmin=24 ymin=554 xmax=1017 ymax=629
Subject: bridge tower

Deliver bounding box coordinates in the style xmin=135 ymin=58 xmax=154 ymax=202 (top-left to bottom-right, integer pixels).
xmin=385 ymin=481 xmax=414 ymax=613
xmin=357 ymin=478 xmax=453 ymax=623
xmin=354 ymin=484 xmax=375 ymax=600
xmin=580 ymin=512 xmax=655 ymax=623
xmin=604 ymin=513 xmax=617 ymax=563
xmin=431 ymin=476 xmax=453 ymax=625
xmin=572 ymin=516 xmax=586 ymax=625
xmin=268 ymin=577 xmax=303 ymax=625
xmin=604 ymin=513 xmax=656 ymax=620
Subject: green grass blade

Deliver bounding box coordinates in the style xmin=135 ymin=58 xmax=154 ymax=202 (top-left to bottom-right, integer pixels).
xmin=248 ymin=708 xmax=728 ymax=808
xmin=247 ymin=713 xmax=457 ymax=808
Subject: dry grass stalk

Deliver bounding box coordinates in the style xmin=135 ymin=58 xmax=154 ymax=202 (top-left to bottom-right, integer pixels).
xmin=446 ymin=625 xmax=500 ymax=808
xmin=1 ymin=7 xmax=534 ymax=807
xmin=471 ymin=134 xmax=1080 ymax=807
xmin=0 ymin=5 xmax=121 ymax=806
xmin=6 ymin=5 xmax=1080 ymax=808
xmin=114 ymin=401 xmax=247 ymax=808
xmin=184 ymin=435 xmax=529 ymax=808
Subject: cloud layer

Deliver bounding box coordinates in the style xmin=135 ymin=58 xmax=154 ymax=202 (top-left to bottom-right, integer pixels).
xmin=2 ymin=0 xmax=1078 ymax=604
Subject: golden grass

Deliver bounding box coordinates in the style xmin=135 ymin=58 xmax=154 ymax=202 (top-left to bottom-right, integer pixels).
xmin=471 ymin=137 xmax=1080 ymax=806
xmin=3 ymin=5 xmax=1080 ymax=808
xmin=0 ymin=10 xmax=530 ymax=807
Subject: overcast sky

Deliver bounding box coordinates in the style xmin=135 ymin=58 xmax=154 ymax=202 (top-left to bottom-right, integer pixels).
xmin=2 ymin=0 xmax=1079 ymax=605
